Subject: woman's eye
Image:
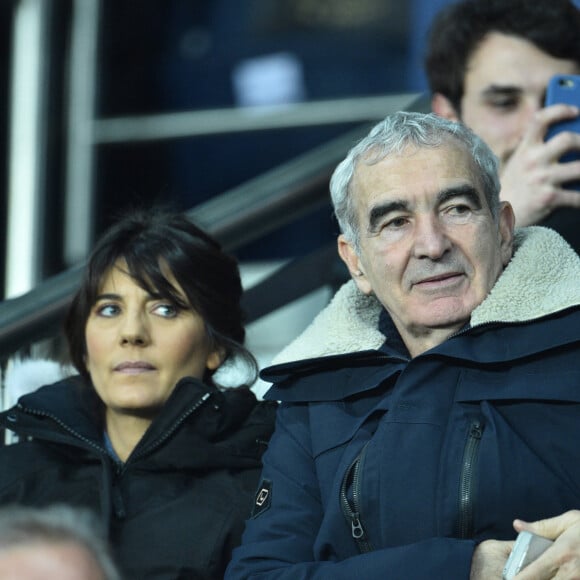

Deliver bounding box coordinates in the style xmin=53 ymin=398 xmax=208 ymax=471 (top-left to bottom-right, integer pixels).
xmin=153 ymin=303 xmax=179 ymax=318
xmin=96 ymin=304 xmax=120 ymax=317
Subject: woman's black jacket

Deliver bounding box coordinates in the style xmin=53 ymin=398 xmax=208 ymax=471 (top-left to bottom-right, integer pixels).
xmin=0 ymin=375 xmax=277 ymax=579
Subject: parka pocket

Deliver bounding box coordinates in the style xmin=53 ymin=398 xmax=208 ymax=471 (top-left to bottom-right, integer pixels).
xmin=448 ymin=369 xmax=580 ymax=539
xmin=340 ymin=441 xmax=374 ymax=553
xmin=454 ymin=419 xmax=484 ymax=539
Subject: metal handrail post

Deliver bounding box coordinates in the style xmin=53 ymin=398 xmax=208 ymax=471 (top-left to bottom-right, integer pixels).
xmin=4 ymin=0 xmax=51 ymax=298
xmin=63 ymin=0 xmax=101 ymax=267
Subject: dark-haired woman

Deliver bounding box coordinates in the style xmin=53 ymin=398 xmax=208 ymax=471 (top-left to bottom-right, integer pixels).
xmin=0 ymin=210 xmax=277 ymax=579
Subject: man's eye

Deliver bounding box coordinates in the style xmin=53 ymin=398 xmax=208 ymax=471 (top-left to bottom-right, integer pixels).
xmin=488 ymin=97 xmax=518 ymax=111
xmin=449 ymin=204 xmax=470 ymax=214
xmin=384 ymin=216 xmax=408 ymax=229
xmin=444 ymin=204 xmax=473 ymax=220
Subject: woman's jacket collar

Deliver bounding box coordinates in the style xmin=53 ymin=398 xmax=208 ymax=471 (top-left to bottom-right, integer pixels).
xmin=1 ymin=376 xmax=275 ymax=469
xmin=270 ymin=226 xmax=580 ymax=368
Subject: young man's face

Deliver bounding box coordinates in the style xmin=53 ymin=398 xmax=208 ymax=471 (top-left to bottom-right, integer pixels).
xmin=458 ymin=32 xmax=579 ymax=170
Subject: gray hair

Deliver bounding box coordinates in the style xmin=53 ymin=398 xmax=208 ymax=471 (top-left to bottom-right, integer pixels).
xmin=0 ymin=504 xmax=121 ymax=580
xmin=330 ymin=111 xmax=501 ymax=251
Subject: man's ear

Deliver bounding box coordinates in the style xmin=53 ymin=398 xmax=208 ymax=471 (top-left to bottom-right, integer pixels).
xmin=431 ymin=93 xmax=460 ymax=122
xmin=497 ymin=201 xmax=516 ymax=267
xmin=337 ymin=235 xmax=373 ymax=295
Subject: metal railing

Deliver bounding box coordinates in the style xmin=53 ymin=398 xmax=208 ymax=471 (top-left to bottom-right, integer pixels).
xmin=0 ymin=92 xmax=429 ymax=360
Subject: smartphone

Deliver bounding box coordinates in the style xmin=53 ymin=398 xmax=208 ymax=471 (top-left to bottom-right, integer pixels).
xmin=544 ymin=73 xmax=580 ymax=191
xmin=502 ymin=531 xmax=554 ymax=580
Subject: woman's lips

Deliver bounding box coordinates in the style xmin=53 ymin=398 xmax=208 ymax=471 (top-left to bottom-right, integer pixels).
xmin=114 ymin=361 xmax=156 ymax=374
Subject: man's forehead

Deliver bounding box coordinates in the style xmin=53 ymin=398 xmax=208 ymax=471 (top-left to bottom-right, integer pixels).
xmin=351 ymin=146 xmax=487 ymax=226
xmin=353 ymin=143 xmax=476 ymax=191
xmin=464 ymin=32 xmax=579 ymax=95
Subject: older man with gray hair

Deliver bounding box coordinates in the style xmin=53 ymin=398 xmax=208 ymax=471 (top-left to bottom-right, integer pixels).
xmin=227 ymin=111 xmax=580 ymax=579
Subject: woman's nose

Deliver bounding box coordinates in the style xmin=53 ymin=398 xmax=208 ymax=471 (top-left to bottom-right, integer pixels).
xmin=120 ymin=313 xmax=150 ymax=346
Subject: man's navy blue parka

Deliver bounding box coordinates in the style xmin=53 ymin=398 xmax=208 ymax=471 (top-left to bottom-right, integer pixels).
xmin=227 ymin=227 xmax=580 ymax=579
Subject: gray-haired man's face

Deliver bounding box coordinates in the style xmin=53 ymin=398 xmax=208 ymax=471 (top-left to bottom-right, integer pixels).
xmin=338 ymin=142 xmax=514 ymax=357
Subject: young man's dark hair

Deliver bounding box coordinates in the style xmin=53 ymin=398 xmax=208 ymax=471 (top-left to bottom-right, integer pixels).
xmin=425 ymin=0 xmax=580 ymax=113
xmin=424 ymin=0 xmax=580 ymax=245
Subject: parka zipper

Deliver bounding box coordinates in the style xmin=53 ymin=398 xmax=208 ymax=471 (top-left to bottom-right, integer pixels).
xmin=11 ymin=406 xmax=108 ymax=455
xmin=112 ymin=391 xmax=212 ymax=518
xmin=111 ymin=391 xmax=212 ymax=519
xmin=455 ymin=419 xmax=484 ymax=538
xmin=15 ymin=392 xmax=212 ymax=520
xmin=122 ymin=391 xmax=211 ymax=468
xmin=340 ymin=442 xmax=373 ymax=553
xmin=13 ymin=391 xmax=212 ymax=468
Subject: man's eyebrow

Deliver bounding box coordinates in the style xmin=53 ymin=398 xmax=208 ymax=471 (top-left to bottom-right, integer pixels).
xmin=437 ymin=184 xmax=482 ymax=209
xmin=481 ymin=85 xmax=522 ymax=98
xmin=367 ymin=200 xmax=409 ymax=232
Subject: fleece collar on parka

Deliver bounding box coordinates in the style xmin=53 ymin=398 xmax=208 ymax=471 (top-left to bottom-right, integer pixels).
xmin=273 ymin=226 xmax=580 ymax=365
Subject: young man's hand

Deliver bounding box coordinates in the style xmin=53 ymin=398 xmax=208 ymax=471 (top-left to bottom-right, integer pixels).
xmin=500 ymin=104 xmax=580 ymax=226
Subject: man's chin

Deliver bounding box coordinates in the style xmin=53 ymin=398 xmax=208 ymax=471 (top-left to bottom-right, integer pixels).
xmin=412 ymin=305 xmax=471 ymax=332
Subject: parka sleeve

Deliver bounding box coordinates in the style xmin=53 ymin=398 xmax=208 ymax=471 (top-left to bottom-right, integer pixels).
xmin=225 ymin=402 xmax=476 ymax=579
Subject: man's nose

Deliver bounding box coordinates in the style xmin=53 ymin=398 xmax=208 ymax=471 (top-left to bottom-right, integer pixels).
xmin=523 ymin=97 xmax=543 ymax=125
xmin=412 ymin=216 xmax=452 ymax=260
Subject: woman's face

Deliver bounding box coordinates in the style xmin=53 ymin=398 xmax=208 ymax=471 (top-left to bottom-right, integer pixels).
xmin=84 ymin=260 xmax=222 ymax=418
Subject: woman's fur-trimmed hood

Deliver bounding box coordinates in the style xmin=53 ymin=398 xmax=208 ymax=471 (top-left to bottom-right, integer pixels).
xmin=273 ymin=227 xmax=580 ymax=365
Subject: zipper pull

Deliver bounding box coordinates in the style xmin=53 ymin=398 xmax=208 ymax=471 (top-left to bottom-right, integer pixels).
xmin=351 ymin=513 xmax=366 ymax=540
xmin=470 ymin=421 xmax=483 ymax=439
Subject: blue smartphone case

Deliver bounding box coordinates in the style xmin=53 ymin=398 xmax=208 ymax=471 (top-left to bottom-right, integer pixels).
xmin=544 ymin=74 xmax=580 ymax=191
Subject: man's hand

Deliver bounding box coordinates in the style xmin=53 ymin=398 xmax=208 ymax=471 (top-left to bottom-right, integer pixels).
xmin=499 ymin=104 xmax=580 ymax=226
xmin=470 ymin=539 xmax=513 ymax=580
xmin=512 ymin=510 xmax=580 ymax=579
